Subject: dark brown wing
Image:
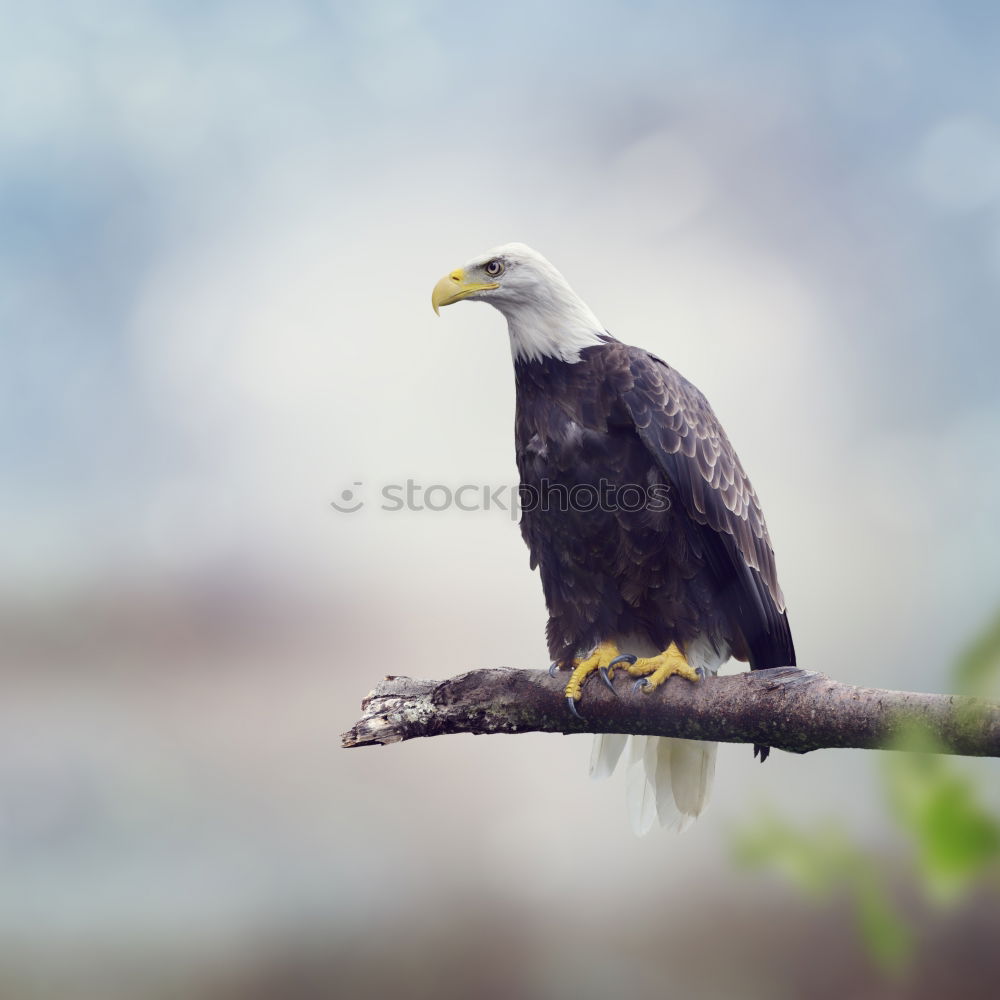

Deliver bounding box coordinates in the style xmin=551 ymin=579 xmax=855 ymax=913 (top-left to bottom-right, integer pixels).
xmin=618 ymin=346 xmax=795 ymax=672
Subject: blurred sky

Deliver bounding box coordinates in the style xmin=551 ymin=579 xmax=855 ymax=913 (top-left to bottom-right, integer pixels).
xmin=3 ymin=1 xmax=1000 ymax=997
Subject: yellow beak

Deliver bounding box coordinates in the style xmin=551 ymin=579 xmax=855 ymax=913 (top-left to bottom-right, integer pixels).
xmin=431 ymin=268 xmax=500 ymax=315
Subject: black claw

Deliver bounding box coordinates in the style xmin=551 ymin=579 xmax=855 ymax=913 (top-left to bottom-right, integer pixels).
xmin=608 ymin=653 xmax=637 ymax=669
xmin=598 ymin=667 xmax=618 ymax=694
xmin=548 ymin=662 xmax=560 ymax=678
xmin=567 ymin=697 xmax=584 ymax=720
xmin=631 ymin=677 xmax=649 ymax=695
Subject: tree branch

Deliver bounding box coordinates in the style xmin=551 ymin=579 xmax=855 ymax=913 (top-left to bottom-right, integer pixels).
xmin=341 ymin=667 xmax=1000 ymax=757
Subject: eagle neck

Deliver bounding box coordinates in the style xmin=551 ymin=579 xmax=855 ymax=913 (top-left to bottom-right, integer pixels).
xmin=500 ymin=285 xmax=607 ymax=364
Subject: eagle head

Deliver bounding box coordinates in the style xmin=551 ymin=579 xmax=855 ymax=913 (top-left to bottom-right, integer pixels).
xmin=430 ymin=242 xmax=550 ymax=315
xmin=431 ymin=243 xmax=606 ymax=363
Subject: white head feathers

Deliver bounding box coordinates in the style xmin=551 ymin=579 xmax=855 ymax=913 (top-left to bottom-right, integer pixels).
xmin=436 ymin=243 xmax=608 ymax=364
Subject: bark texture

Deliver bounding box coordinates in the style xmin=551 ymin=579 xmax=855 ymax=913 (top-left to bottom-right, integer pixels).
xmin=341 ymin=667 xmax=1000 ymax=757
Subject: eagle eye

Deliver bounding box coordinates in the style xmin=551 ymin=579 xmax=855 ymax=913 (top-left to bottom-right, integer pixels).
xmin=484 ymin=258 xmax=504 ymax=278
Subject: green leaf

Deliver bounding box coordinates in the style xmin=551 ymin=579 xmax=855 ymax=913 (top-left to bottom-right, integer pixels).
xmin=731 ymin=812 xmax=853 ymax=897
xmin=731 ymin=812 xmax=914 ymax=973
xmin=953 ymin=605 xmax=1000 ymax=697
xmin=853 ymin=874 xmax=913 ymax=976
xmin=884 ymin=746 xmax=1000 ymax=903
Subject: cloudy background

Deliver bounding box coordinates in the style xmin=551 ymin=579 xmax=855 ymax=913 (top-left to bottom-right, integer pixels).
xmin=4 ymin=1 xmax=1000 ymax=996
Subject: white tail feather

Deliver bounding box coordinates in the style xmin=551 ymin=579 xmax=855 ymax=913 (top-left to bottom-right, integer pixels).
xmin=653 ymin=738 xmax=686 ymax=831
xmin=625 ymin=736 xmax=659 ymax=836
xmin=589 ymin=732 xmax=628 ymax=779
xmin=588 ymin=731 xmax=719 ymax=834
xmin=668 ymin=738 xmax=717 ymax=816
xmin=656 ymin=738 xmax=718 ymax=832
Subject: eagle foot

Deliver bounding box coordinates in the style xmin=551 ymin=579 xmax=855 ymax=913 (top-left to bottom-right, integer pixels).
xmin=550 ymin=661 xmax=617 ymax=690
xmin=561 ymin=641 xmax=624 ymax=715
xmin=623 ymin=642 xmax=700 ymax=693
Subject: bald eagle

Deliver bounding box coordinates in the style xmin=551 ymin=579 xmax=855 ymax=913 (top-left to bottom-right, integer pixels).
xmin=431 ymin=244 xmax=795 ymax=833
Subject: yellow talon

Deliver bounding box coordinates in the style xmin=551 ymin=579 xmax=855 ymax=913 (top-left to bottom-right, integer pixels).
xmin=622 ymin=642 xmax=700 ymax=692
xmin=564 ymin=640 xmax=622 ymax=702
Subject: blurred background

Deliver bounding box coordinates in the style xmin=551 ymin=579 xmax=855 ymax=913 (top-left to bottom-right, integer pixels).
xmin=4 ymin=1 xmax=1000 ymax=997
